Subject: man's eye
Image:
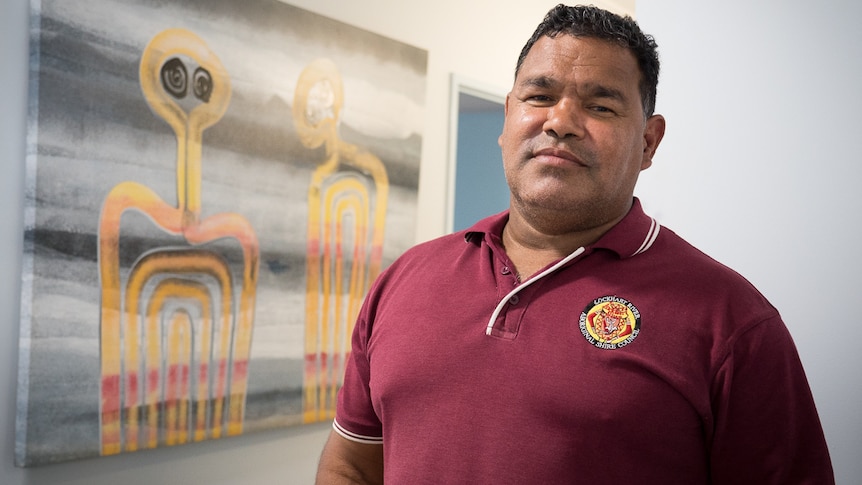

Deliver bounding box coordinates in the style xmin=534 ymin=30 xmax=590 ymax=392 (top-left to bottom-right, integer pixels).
xmin=590 ymin=105 xmax=615 ymax=114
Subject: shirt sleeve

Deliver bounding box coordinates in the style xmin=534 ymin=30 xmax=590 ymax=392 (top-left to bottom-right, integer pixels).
xmin=332 ymin=292 xmax=383 ymax=444
xmin=709 ymin=315 xmax=834 ymax=484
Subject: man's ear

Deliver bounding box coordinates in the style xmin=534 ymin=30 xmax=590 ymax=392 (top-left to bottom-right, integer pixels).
xmin=498 ymin=92 xmax=513 ymax=147
xmin=641 ymin=114 xmax=666 ymax=170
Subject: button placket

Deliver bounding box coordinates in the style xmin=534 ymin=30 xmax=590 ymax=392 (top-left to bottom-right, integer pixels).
xmin=486 ymin=246 xmax=585 ymax=338
xmin=500 ymin=266 xmax=519 ymax=286
xmin=494 ymin=285 xmax=531 ymax=338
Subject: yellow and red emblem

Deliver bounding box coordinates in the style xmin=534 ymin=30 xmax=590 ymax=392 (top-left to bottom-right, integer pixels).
xmin=579 ymin=296 xmax=641 ymax=350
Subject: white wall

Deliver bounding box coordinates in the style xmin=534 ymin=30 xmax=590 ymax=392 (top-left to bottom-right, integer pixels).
xmin=0 ymin=0 xmax=632 ymax=483
xmin=635 ymin=1 xmax=862 ymax=484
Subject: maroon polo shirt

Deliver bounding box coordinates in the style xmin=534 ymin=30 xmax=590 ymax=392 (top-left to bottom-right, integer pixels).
xmin=334 ymin=198 xmax=833 ymax=484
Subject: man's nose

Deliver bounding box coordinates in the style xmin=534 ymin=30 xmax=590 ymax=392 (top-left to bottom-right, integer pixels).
xmin=543 ymin=98 xmax=584 ymax=139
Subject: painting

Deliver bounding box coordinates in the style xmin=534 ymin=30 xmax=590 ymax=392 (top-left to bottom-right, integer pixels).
xmin=16 ymin=0 xmax=426 ymax=467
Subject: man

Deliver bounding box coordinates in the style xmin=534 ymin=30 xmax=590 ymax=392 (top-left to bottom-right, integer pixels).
xmin=316 ymin=5 xmax=834 ymax=484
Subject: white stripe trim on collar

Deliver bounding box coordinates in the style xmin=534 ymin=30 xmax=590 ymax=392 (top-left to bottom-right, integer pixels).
xmin=485 ymin=247 xmax=586 ymax=336
xmin=631 ymin=217 xmax=660 ymax=257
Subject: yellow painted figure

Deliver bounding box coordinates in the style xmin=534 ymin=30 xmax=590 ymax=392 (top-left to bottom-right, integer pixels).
xmin=296 ymin=59 xmax=389 ymax=423
xmin=98 ymin=29 xmax=259 ymax=455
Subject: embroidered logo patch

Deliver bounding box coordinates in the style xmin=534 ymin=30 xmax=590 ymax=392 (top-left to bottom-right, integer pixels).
xmin=579 ymin=296 xmax=641 ymax=350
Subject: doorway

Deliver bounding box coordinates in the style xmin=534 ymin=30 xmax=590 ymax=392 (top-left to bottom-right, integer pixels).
xmin=446 ymin=77 xmax=508 ymax=232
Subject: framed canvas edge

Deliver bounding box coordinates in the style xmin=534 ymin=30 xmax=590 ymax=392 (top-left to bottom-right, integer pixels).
xmin=14 ymin=0 xmax=44 ymax=468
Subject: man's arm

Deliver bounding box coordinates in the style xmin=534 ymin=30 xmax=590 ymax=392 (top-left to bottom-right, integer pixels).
xmin=710 ymin=317 xmax=834 ymax=483
xmin=315 ymin=429 xmax=384 ymax=485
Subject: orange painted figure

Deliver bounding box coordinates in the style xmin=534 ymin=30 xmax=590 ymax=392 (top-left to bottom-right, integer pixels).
xmin=98 ymin=29 xmax=259 ymax=455
xmin=296 ymin=59 xmax=389 ymax=423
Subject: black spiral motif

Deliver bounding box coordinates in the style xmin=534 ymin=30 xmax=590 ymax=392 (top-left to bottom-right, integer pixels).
xmin=193 ymin=67 xmax=213 ymax=103
xmin=161 ymin=58 xmax=188 ymax=99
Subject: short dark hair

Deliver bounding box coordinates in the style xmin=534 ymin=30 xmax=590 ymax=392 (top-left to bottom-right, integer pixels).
xmin=515 ymin=4 xmax=660 ymax=117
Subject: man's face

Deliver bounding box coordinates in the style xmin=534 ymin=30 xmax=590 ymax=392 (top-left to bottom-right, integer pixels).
xmin=499 ymin=35 xmax=664 ymax=233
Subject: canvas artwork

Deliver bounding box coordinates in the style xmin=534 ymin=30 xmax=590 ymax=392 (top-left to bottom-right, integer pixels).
xmin=16 ymin=0 xmax=426 ymax=467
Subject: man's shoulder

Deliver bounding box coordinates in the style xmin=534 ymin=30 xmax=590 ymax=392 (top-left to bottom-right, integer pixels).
xmin=655 ymin=226 xmax=744 ymax=276
xmin=379 ymin=230 xmax=474 ymax=279
xmin=393 ymin=212 xmax=506 ymax=266
xmin=649 ymin=225 xmax=774 ymax=307
xmin=403 ymin=230 xmax=471 ymax=258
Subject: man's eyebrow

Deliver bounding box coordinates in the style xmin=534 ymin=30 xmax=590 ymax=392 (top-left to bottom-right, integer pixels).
xmin=581 ymin=83 xmax=628 ymax=103
xmin=518 ymin=75 xmax=559 ymax=90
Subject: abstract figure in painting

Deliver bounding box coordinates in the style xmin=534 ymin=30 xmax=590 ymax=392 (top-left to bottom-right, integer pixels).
xmin=296 ymin=59 xmax=389 ymax=423
xmin=98 ymin=29 xmax=259 ymax=455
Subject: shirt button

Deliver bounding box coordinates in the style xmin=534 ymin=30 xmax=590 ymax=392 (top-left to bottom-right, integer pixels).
xmin=501 ymin=266 xmax=512 ymax=275
xmin=509 ymin=295 xmax=520 ymax=305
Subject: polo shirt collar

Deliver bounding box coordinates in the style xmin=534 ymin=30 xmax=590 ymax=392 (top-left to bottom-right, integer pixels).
xmin=463 ymin=197 xmax=659 ymax=260
xmin=591 ymin=197 xmax=660 ymax=259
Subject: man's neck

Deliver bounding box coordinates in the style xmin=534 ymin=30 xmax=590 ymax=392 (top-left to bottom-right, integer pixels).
xmin=502 ymin=205 xmax=625 ymax=280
